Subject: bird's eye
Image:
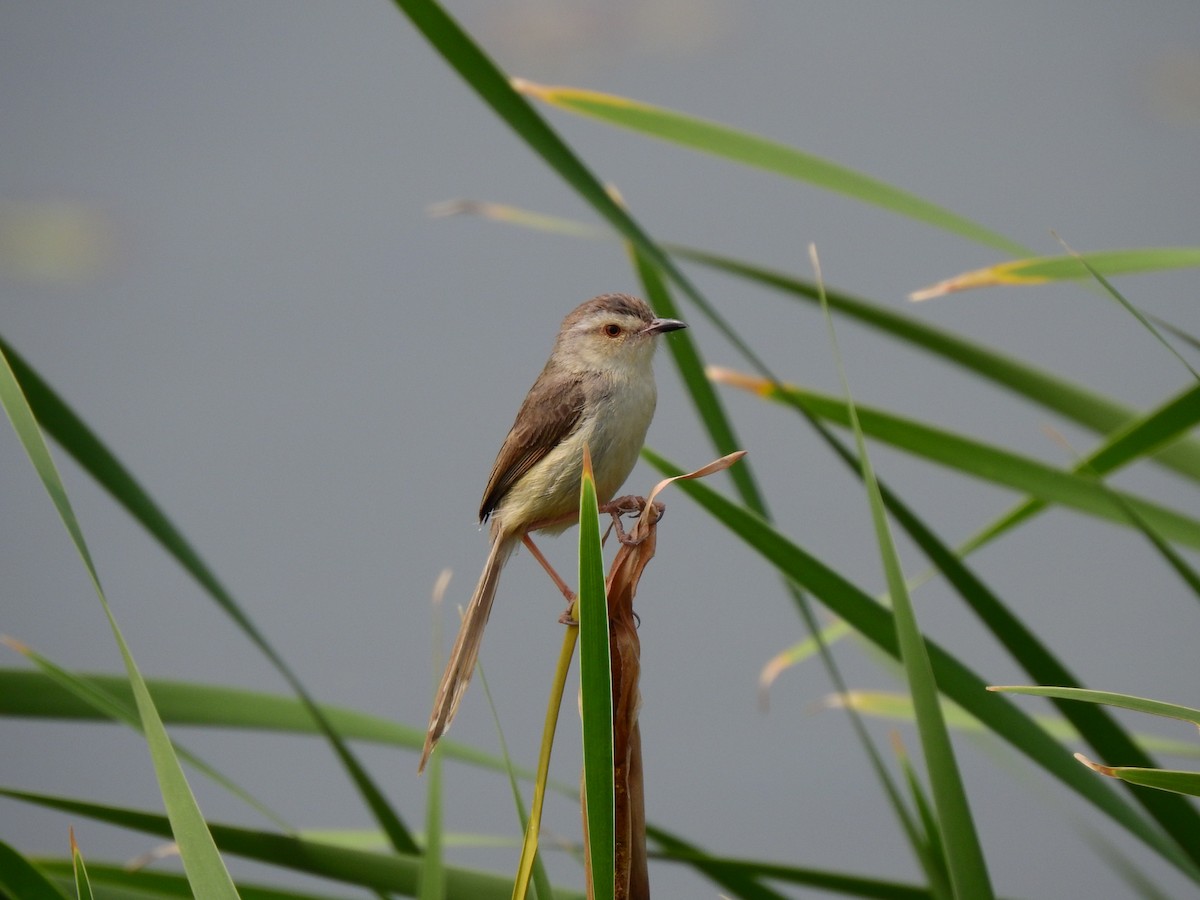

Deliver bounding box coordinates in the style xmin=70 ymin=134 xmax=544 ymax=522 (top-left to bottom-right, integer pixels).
xmin=604 ymin=323 xmax=622 ymax=337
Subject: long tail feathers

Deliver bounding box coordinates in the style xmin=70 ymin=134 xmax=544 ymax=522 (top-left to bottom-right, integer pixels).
xmin=419 ymin=533 xmax=519 ymax=772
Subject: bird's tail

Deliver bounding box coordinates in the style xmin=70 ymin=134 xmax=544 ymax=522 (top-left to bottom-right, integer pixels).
xmin=419 ymin=532 xmax=519 ymax=772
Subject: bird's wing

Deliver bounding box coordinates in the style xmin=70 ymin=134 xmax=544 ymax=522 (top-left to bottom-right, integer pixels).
xmin=479 ymin=372 xmax=586 ymax=521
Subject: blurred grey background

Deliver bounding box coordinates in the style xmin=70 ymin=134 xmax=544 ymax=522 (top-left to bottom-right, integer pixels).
xmin=3 ymin=2 xmax=1199 ymax=897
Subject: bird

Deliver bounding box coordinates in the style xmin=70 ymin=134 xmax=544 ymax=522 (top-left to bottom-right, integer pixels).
xmin=419 ymin=293 xmax=686 ymax=771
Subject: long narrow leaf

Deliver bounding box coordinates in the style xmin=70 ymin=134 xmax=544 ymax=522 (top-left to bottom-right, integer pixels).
xmin=577 ymin=446 xmax=615 ymax=899
xmin=0 ymin=336 xmax=417 ymax=855
xmin=711 ymin=369 xmax=1200 ymax=548
xmin=0 ymin=838 xmax=70 ymax=900
xmin=912 ymin=247 xmax=1200 ymax=299
xmin=817 ymin=256 xmax=993 ymax=897
xmin=0 ymin=348 xmax=240 ymax=898
xmin=641 ymin=448 xmax=1200 ymax=881
xmin=514 ymin=81 xmax=1028 ymax=257
xmin=670 ymin=249 xmax=1200 ymax=481
xmin=0 ymin=789 xmax=587 ymax=900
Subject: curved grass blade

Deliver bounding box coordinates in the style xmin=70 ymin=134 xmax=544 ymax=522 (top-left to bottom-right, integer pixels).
xmin=641 ymin=448 xmax=1200 ymax=881
xmin=37 ymin=861 xmax=351 ymax=900
xmin=2 ymin=639 xmax=290 ymax=830
xmin=990 ymin=687 xmax=1200 ymax=727
xmin=710 ymin=369 xmax=1200 ymax=548
xmin=635 ymin=249 xmax=944 ymax=887
xmin=0 ymin=668 xmax=573 ymax=791
xmin=962 ymin=381 xmax=1200 ymax=556
xmin=1076 ymin=757 xmax=1200 ymax=799
xmin=514 ymin=608 xmax=579 ymax=899
xmin=757 ymin=364 xmax=1200 ymax=867
xmin=0 ymin=838 xmax=70 ymax=900
xmin=912 ymin=247 xmax=1200 ymax=300
xmin=816 ymin=250 xmax=993 ymax=898
xmin=0 ymin=347 xmax=241 ymax=898
xmin=648 ymin=825 xmax=946 ymax=900
xmin=514 ymin=81 xmax=1028 ymax=257
xmin=1057 ymin=238 xmax=1200 ymax=384
xmin=0 ymin=336 xmax=416 ymax=855
xmin=0 ymin=789 xmax=587 ymax=900
xmin=669 ymin=248 xmax=1200 ymax=480
xmin=833 ymin=691 xmax=1200 ymax=761
xmin=577 ymin=445 xmax=615 ymax=900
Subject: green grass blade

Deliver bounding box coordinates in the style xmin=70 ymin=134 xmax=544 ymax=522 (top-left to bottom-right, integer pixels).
xmin=0 ymin=668 xmax=571 ymax=788
xmin=846 ymin=456 xmax=1200 ymax=862
xmin=0 ymin=346 xmax=241 ymax=898
xmin=0 ymin=838 xmax=71 ymax=900
xmin=641 ymin=448 xmax=1200 ymax=881
xmin=0 ymin=336 xmax=417 ymax=855
xmin=1090 ymin=767 xmax=1200 ymax=798
xmin=577 ymin=450 xmax=614 ymax=900
xmin=670 ymin=249 xmax=1200 ymax=481
xmin=633 ymin=249 xmax=942 ymax=886
xmin=515 ymin=82 xmax=1028 ymax=257
xmin=648 ymin=826 xmax=941 ymax=899
xmin=715 ymin=373 xmax=1200 ymax=548
xmin=36 ymin=861 xmax=352 ymax=900
xmin=2 ymin=641 xmax=290 ymax=831
xmin=69 ymin=829 xmax=93 ymax=900
xmin=0 ymin=789 xmax=587 ymax=900
xmin=834 ymin=691 xmax=1200 ymax=760
xmin=644 ymin=828 xmax=792 ymax=900
xmin=991 ymin=687 xmax=1200 ymax=726
xmin=912 ymin=247 xmax=1200 ymax=299
xmin=1061 ymin=239 xmax=1200 ymax=383
xmin=817 ymin=257 xmax=993 ymax=898
xmin=630 ymin=247 xmax=766 ymax=516
xmin=957 ymin=380 xmax=1200 ymax=562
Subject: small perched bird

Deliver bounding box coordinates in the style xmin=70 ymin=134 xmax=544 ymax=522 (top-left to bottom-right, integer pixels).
xmin=419 ymin=293 xmax=686 ymax=771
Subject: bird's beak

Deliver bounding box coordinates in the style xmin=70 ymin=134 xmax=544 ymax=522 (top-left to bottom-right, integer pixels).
xmin=644 ymin=317 xmax=687 ymax=335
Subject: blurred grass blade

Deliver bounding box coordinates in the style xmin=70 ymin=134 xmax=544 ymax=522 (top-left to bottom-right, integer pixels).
xmin=38 ymin=861 xmax=352 ymax=900
xmin=830 ymin=446 xmax=1200 ymax=859
xmin=891 ymin=736 xmax=952 ymax=899
xmin=514 ymin=81 xmax=1028 ymax=257
xmin=645 ymin=828 xmax=791 ymax=900
xmin=1077 ymin=756 xmax=1200 ymax=798
xmin=514 ymin=610 xmax=579 ymax=899
xmin=710 ymin=368 xmax=1200 ymax=548
xmin=815 ymin=248 xmax=993 ymax=898
xmin=0 ymin=336 xmax=416 ymax=854
xmin=0 ymin=668 xmax=567 ymax=788
xmin=630 ymin=237 xmax=766 ymax=516
xmin=577 ymin=445 xmax=615 ymax=900
xmin=1 ymin=639 xmax=290 ymax=830
xmin=1058 ymin=238 xmax=1200 ymax=383
xmin=648 ymin=826 xmax=939 ymax=900
xmin=0 ymin=838 xmax=70 ymax=900
xmin=436 ymin=202 xmax=1200 ymax=480
xmin=912 ymin=247 xmax=1200 ymax=299
xmin=0 ymin=789 xmax=587 ymax=900
xmin=832 ymin=692 xmax=1200 ymax=761
xmin=962 ymin=381 xmax=1200 ymax=556
xmin=0 ymin=351 xmax=241 ymax=897
xmin=635 ymin=248 xmax=943 ymax=885
xmin=990 ymin=687 xmax=1200 ymax=726
xmin=69 ymin=828 xmax=93 ymax=900
xmin=641 ymin=448 xmax=1200 ymax=880
xmin=670 ymin=248 xmax=1200 ymax=481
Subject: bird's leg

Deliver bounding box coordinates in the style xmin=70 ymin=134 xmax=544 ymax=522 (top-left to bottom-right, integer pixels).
xmin=521 ymin=534 xmax=579 ymax=624
xmin=600 ymin=495 xmax=665 ymax=546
